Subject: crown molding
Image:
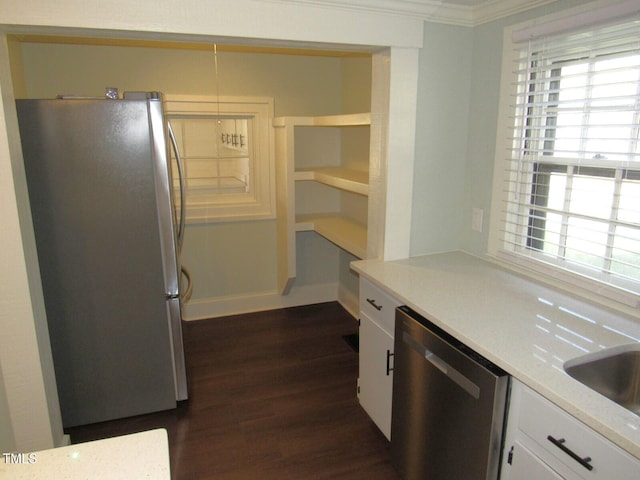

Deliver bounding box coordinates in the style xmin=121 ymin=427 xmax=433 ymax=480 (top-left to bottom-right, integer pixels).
xmin=264 ymin=0 xmax=560 ymax=27
xmin=472 ymin=0 xmax=559 ymax=26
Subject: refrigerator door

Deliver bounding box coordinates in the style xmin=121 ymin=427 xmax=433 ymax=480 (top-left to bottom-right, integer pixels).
xmin=17 ymin=97 xmax=184 ymax=427
xmin=144 ymin=94 xmax=188 ymax=400
xmin=167 ymin=297 xmax=188 ymax=400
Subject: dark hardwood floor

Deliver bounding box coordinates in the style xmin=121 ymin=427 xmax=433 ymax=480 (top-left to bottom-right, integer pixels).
xmin=67 ymin=302 xmax=402 ymax=479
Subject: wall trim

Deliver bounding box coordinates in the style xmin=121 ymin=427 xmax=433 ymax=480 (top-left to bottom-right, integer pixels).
xmin=266 ymin=0 xmax=559 ymax=27
xmin=183 ymin=282 xmax=354 ymax=320
xmin=472 ymin=0 xmax=559 ymax=26
xmin=338 ymin=283 xmax=359 ymax=319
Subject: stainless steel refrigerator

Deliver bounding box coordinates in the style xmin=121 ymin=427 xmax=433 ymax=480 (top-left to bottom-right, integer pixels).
xmin=16 ymin=92 xmax=188 ymax=428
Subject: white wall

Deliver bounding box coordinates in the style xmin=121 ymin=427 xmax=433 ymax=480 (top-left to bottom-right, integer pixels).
xmin=0 ymin=360 xmax=15 ymax=450
xmin=0 ymin=36 xmax=64 ymax=451
xmin=0 ymin=0 xmax=422 ymax=452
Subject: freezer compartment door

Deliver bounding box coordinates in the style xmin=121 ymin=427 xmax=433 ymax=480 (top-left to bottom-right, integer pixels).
xmin=167 ymin=297 xmax=188 ymax=401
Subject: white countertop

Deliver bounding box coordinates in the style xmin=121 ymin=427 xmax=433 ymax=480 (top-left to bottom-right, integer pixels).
xmin=0 ymin=429 xmax=170 ymax=479
xmin=352 ymin=251 xmax=640 ymax=459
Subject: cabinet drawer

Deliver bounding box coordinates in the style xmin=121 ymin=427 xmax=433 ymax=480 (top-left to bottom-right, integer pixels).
xmin=515 ymin=382 xmax=639 ymax=479
xmin=359 ymin=278 xmax=401 ymax=336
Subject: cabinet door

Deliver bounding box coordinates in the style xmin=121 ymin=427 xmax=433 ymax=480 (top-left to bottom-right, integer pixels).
xmin=503 ymin=441 xmax=565 ymax=480
xmin=502 ymin=380 xmax=640 ymax=480
xmin=359 ymin=311 xmax=394 ymax=440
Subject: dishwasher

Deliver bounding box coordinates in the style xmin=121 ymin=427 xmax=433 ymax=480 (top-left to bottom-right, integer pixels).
xmin=391 ymin=306 xmax=509 ymax=480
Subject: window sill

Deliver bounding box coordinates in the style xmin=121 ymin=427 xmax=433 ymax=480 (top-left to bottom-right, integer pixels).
xmin=184 ymin=203 xmax=275 ymax=224
xmin=491 ymin=250 xmax=640 ymax=312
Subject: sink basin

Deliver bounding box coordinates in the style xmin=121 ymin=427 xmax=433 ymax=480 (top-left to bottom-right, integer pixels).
xmin=564 ymin=344 xmax=640 ymax=416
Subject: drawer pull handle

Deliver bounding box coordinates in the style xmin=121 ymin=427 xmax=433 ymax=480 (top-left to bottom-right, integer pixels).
xmin=386 ymin=350 xmax=394 ymax=375
xmin=366 ymin=298 xmax=382 ymax=311
xmin=547 ymin=435 xmax=593 ymax=471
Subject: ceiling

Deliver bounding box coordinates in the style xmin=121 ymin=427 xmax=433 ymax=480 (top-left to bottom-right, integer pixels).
xmin=443 ymin=0 xmax=487 ymax=4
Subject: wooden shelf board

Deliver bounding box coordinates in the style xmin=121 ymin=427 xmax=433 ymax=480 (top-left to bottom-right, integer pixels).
xmin=295 ymin=213 xmax=367 ymax=259
xmin=274 ymin=112 xmax=371 ymax=128
xmin=311 ymin=113 xmax=371 ymax=126
xmin=294 ymin=167 xmax=368 ymax=196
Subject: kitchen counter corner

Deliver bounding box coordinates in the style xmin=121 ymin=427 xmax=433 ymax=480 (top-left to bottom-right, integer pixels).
xmin=0 ymin=428 xmax=170 ymax=479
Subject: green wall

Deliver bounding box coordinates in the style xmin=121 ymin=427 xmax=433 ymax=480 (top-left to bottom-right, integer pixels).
xmin=14 ymin=41 xmax=371 ymax=306
xmin=410 ymin=21 xmax=472 ymax=255
xmin=410 ymin=0 xmax=593 ymax=258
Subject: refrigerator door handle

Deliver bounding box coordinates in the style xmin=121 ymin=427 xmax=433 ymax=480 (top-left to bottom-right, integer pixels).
xmin=167 ymin=121 xmax=186 ymax=252
xmin=181 ymin=266 xmax=193 ymax=302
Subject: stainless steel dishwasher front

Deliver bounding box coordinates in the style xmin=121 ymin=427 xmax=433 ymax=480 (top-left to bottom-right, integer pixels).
xmin=391 ymin=306 xmax=509 ymax=480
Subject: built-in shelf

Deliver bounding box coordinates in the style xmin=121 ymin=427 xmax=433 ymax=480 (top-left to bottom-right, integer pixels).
xmin=294 ymin=167 xmax=369 ymax=196
xmin=295 ymin=214 xmax=367 ymax=259
xmin=274 ymin=112 xmax=372 ymax=294
xmin=273 ymin=112 xmax=371 ymax=128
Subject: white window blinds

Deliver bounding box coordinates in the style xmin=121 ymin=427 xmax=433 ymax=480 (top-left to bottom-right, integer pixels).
xmin=502 ymin=15 xmax=640 ymax=305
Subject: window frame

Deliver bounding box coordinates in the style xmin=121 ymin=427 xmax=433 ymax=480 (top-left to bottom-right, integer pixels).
xmin=164 ymin=95 xmax=275 ymax=224
xmin=488 ymin=6 xmax=640 ymax=309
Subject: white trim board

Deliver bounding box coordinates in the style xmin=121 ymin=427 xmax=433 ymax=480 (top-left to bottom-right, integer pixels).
xmin=266 ymin=0 xmax=559 ymax=27
xmin=182 ymin=282 xmax=359 ymax=320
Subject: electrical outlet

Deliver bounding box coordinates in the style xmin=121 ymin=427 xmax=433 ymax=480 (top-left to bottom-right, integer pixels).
xmin=472 ymin=208 xmax=484 ymax=233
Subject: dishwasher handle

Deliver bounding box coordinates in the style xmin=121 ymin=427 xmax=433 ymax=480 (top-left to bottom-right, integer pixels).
xmin=425 ymin=348 xmax=449 ymax=375
xmin=402 ymin=331 xmax=481 ymax=399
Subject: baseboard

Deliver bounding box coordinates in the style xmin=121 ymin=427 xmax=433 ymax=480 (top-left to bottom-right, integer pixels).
xmin=182 ymin=282 xmax=344 ymax=320
xmin=337 ymin=284 xmax=359 ymax=319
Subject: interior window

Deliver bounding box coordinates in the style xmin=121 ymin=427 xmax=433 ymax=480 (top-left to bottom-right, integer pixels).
xmin=169 ymin=117 xmax=251 ymax=196
xmin=164 ymin=96 xmax=274 ymax=223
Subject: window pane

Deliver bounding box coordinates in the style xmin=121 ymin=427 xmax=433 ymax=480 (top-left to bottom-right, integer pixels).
xmin=552 ymin=64 xmax=588 ymax=158
xmin=618 ymin=177 xmax=640 ymax=224
xmin=553 ymin=127 xmax=581 ymax=158
xmin=611 ymin=226 xmax=640 ymax=280
xmin=557 ymin=63 xmax=588 ymax=104
xmin=565 ymin=218 xmax=608 ymax=270
xmin=585 ymin=112 xmax=634 ymax=161
xmin=541 ymin=212 xmax=563 ymax=256
xmin=184 ymin=118 xmax=220 ymax=157
xmin=569 ymin=174 xmax=614 ymax=219
xmin=547 ymin=172 xmax=566 ymax=210
xmin=592 ymin=55 xmax=640 ymax=105
xmin=170 ymin=117 xmax=252 ymax=199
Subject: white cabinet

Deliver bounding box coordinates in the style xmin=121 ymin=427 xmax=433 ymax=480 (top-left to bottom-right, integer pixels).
xmin=506 ymin=441 xmax=564 ymax=480
xmin=359 ymin=312 xmax=393 ymax=439
xmin=501 ymin=380 xmax=640 ymax=480
xmin=357 ymin=278 xmax=401 ymax=440
xmin=274 ymin=113 xmax=371 ymax=294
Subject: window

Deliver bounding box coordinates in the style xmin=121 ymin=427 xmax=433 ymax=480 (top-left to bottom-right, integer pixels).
xmin=499 ymin=16 xmax=640 ymax=305
xmin=164 ymin=95 xmax=274 ymax=223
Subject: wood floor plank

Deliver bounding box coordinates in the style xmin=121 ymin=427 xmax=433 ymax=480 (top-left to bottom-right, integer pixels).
xmin=67 ymin=302 xmax=401 ymax=479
